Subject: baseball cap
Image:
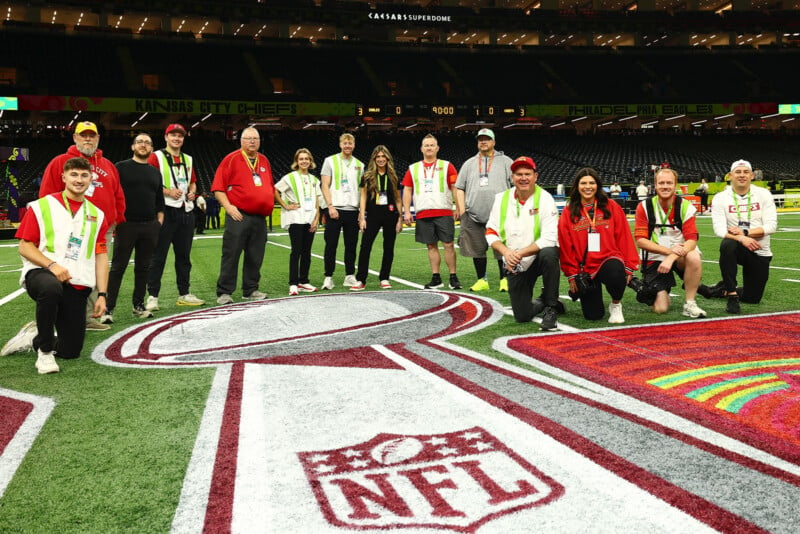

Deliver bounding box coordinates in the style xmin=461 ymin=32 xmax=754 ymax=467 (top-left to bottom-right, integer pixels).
xmin=730 ymin=159 xmax=752 ymax=172
xmin=510 ymin=156 xmax=536 ymax=172
xmin=476 ymin=128 xmax=495 ymax=140
xmin=74 ymin=121 xmax=98 ymax=135
xmin=165 ymin=123 xmax=186 ymax=135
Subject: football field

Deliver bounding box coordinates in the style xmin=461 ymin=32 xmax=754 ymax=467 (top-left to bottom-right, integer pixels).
xmin=1 ymin=212 xmax=799 ymax=533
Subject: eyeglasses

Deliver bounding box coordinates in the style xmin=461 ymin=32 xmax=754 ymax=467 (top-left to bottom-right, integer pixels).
xmin=134 ymin=140 xmax=153 ymax=145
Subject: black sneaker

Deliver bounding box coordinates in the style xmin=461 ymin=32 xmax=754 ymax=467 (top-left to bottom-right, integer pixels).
xmin=541 ymin=306 xmax=558 ymax=331
xmin=449 ymin=274 xmax=462 ymax=290
xmin=531 ymin=298 xmax=545 ymax=317
xmin=554 ymin=300 xmax=566 ymax=315
xmin=424 ymin=275 xmax=443 ymax=289
xmin=726 ymin=295 xmax=741 ymax=314
xmin=698 ymin=281 xmax=725 ymax=299
xmin=133 ymin=305 xmax=154 ymax=319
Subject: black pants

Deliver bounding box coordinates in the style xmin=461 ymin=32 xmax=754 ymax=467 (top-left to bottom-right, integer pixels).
xmin=216 ymin=212 xmax=267 ymax=297
xmin=288 ymin=223 xmax=315 ymax=285
xmin=578 ymin=258 xmax=628 ymax=320
xmin=324 ymin=208 xmax=359 ymax=277
xmin=719 ymin=238 xmax=771 ymax=303
xmin=195 ymin=209 xmax=206 ymax=234
xmin=25 ymin=268 xmax=90 ymax=359
xmin=356 ymin=208 xmax=399 ymax=283
xmin=507 ymin=247 xmax=560 ymax=323
xmin=207 ymin=211 xmax=220 ymax=229
xmin=107 ymin=220 xmax=160 ymax=312
xmin=148 ymin=207 xmax=195 ymax=297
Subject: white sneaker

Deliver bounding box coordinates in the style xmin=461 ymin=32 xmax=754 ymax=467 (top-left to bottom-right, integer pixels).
xmin=343 ymin=274 xmax=357 ymax=287
xmin=608 ymin=302 xmax=625 ymax=324
xmin=35 ymin=349 xmax=59 ymax=375
xmin=243 ymin=290 xmax=267 ymax=300
xmin=216 ymin=294 xmax=234 ymax=305
xmin=380 ymin=280 xmax=392 ymax=289
xmin=350 ymin=281 xmax=365 ymax=291
xmin=177 ymin=294 xmax=205 ymax=306
xmin=145 ymin=296 xmax=160 ymax=311
xmin=297 ymin=283 xmax=317 ymax=292
xmin=1 ymin=321 xmax=37 ymax=356
xmin=682 ymin=300 xmax=707 ymax=318
xmin=322 ymin=277 xmax=335 ymax=290
xmin=289 ymin=285 xmax=299 ymax=296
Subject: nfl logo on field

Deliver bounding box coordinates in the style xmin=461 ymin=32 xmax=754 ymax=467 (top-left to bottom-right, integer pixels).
xmin=298 ymin=426 xmax=564 ymax=531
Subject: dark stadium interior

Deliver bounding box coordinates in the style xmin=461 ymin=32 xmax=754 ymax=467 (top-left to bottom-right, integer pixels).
xmin=3 ymin=0 xmax=800 ymax=200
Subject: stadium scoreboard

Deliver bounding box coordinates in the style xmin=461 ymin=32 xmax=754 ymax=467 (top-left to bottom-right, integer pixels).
xmin=356 ymin=104 xmax=526 ymax=119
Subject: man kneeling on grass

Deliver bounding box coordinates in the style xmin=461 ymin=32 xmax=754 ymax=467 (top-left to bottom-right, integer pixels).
xmin=1 ymin=158 xmax=109 ymax=374
xmin=633 ymin=168 xmax=706 ymax=318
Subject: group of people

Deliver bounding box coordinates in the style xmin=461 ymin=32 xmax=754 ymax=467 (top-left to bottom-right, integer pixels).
xmin=1 ymin=123 xmax=778 ymax=374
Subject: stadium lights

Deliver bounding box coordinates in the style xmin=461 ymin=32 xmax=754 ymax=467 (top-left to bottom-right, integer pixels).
xmin=571 ymin=116 xmax=587 ymax=123
xmin=692 ymin=120 xmax=707 ymax=125
xmin=404 ymin=123 xmax=418 ymax=130
xmin=201 ymin=113 xmax=212 ymax=122
xmin=761 ymin=113 xmax=779 ymax=118
xmin=714 ymin=113 xmax=735 ymax=120
xmin=666 ymin=114 xmax=685 ymax=121
xmin=131 ymin=120 xmax=139 ymax=128
xmin=782 ymin=118 xmax=795 ymax=123
xmin=550 ymin=122 xmax=566 ymax=128
xmin=641 ymin=120 xmax=659 ymax=126
xmin=618 ymin=115 xmax=637 ymax=121
xmin=599 ymin=121 xmax=613 ymax=127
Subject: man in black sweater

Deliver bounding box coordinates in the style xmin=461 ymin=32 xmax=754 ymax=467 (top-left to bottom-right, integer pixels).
xmin=102 ymin=133 xmax=165 ymax=322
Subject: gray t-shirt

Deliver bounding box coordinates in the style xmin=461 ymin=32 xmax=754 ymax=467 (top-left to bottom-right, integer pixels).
xmin=455 ymin=151 xmax=513 ymax=224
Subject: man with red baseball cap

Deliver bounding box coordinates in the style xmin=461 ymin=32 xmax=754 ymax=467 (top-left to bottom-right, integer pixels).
xmin=145 ymin=123 xmax=204 ymax=310
xmin=485 ymin=156 xmax=562 ymax=331
xmin=38 ymin=120 xmax=125 ymax=331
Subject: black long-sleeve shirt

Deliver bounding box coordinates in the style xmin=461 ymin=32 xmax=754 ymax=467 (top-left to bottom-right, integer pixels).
xmin=115 ymin=159 xmax=166 ymax=222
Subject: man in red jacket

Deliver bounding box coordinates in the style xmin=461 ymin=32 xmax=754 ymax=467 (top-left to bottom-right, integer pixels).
xmin=38 ymin=121 xmax=125 ymax=331
xmin=211 ymin=127 xmax=275 ymax=304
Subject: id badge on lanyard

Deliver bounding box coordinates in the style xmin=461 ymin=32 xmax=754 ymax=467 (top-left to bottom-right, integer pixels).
xmin=66 ymin=234 xmax=83 ymax=260
xmin=303 ymin=194 xmax=314 ymax=212
xmin=253 ymin=173 xmax=262 ymax=187
xmin=588 ymin=230 xmax=600 ymax=252
xmin=86 ymin=178 xmax=98 ymax=197
xmin=479 ymin=174 xmax=489 ymax=187
xmin=377 ymin=192 xmax=388 ymax=205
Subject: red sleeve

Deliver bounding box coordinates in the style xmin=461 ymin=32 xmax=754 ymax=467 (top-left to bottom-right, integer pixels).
xmin=633 ymin=202 xmax=649 ymax=241
xmin=612 ymin=201 xmax=639 ymax=272
xmin=681 ymin=215 xmax=699 ymax=242
xmin=95 ymin=217 xmax=110 ymax=254
xmin=15 ymin=207 xmax=40 ymax=245
xmin=211 ymin=152 xmax=233 ymax=193
xmin=111 ymin=164 xmax=126 ymax=224
xmin=447 ymin=163 xmax=458 ymax=185
xmin=401 ymin=169 xmax=413 ymax=188
xmin=557 ymin=209 xmax=579 ymax=277
xmin=39 ymin=155 xmax=66 ymax=198
xmin=147 ymin=152 xmax=160 ymax=169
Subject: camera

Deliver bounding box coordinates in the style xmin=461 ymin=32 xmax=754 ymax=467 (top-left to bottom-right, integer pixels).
xmin=628 ymin=276 xmax=658 ymax=306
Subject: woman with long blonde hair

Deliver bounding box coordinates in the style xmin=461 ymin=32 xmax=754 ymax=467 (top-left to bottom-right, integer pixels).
xmin=351 ymin=145 xmax=402 ymax=290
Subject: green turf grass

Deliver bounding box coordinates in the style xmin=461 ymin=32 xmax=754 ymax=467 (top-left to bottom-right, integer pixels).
xmin=0 ymin=210 xmax=798 ymax=532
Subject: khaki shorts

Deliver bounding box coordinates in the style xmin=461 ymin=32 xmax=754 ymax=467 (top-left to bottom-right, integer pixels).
xmin=457 ymin=215 xmax=500 ymax=259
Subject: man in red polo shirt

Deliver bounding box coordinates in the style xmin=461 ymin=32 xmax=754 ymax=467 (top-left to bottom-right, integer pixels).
xmin=212 ymin=127 xmax=275 ymax=304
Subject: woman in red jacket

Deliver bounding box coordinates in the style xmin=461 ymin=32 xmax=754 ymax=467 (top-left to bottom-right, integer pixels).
xmin=558 ymin=167 xmax=639 ymax=323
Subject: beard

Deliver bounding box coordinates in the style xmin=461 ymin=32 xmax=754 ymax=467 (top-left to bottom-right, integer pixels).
xmin=77 ymin=144 xmax=97 ymax=157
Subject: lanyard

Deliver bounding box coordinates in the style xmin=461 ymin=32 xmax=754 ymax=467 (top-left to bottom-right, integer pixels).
xmin=378 ymin=173 xmax=388 ymax=192
xmin=167 ymin=152 xmax=188 ymax=187
xmin=62 ymin=191 xmax=88 ymax=236
xmin=241 ymin=150 xmax=258 ymax=174
xmin=581 ymin=201 xmax=598 ymax=231
xmin=423 ymin=160 xmax=437 ymax=180
xmin=478 ymin=153 xmax=494 ymax=176
xmin=653 ymin=197 xmax=674 ymax=235
xmin=734 ymin=191 xmax=752 ymax=223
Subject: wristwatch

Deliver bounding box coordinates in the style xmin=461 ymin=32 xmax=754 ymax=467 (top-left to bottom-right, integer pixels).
xmin=97 ymin=292 xmax=108 ymax=298
xmin=742 ymin=229 xmax=749 ymax=236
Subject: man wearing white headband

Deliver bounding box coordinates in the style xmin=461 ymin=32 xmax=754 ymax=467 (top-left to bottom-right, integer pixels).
xmin=701 ymin=159 xmax=777 ymax=314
